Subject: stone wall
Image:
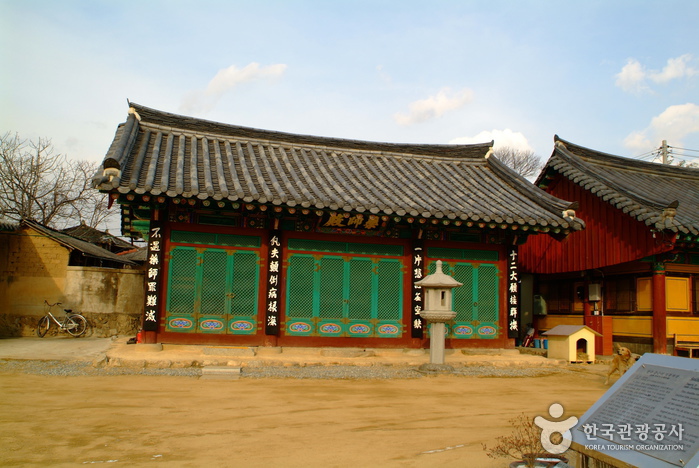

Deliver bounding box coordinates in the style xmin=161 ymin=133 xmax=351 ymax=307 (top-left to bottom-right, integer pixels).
xmin=63 ymin=266 xmax=144 ymax=337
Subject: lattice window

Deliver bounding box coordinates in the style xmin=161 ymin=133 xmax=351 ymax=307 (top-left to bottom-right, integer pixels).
xmin=377 ymin=260 xmax=402 ymax=320
xmin=453 ymin=263 xmax=474 ymax=322
xmin=286 ymin=255 xmax=315 ymax=318
xmin=476 ymin=264 xmax=498 ymax=322
xmin=166 ymin=245 xmax=260 ymax=332
xmin=285 ymin=252 xmax=404 ymax=327
xmin=231 ymin=251 xmax=258 ymax=317
xmin=348 ymin=258 xmax=373 ymax=320
xmin=201 ymin=250 xmax=228 ymax=316
xmin=168 ymin=248 xmax=197 ymax=315
xmin=319 ymin=257 xmax=344 ymax=318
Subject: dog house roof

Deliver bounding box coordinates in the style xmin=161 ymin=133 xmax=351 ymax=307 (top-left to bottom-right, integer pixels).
xmin=542 ymin=325 xmax=602 ymax=337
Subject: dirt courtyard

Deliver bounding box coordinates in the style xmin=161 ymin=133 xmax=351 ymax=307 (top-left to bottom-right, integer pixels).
xmin=0 ymin=366 xmax=611 ymax=467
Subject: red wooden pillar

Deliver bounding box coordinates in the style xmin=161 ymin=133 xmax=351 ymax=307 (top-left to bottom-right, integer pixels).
xmin=652 ymin=263 xmax=667 ymax=354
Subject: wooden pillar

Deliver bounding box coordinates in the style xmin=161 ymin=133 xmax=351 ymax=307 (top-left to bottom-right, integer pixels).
xmin=652 ymin=263 xmax=667 ymax=354
xmin=584 ymin=278 xmax=613 ymax=355
xmin=583 ymin=279 xmax=593 ymax=320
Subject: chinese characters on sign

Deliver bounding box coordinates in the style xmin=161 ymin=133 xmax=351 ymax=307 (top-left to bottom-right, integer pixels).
xmin=143 ymin=221 xmax=163 ymax=332
xmin=411 ymin=241 xmax=424 ymax=338
xmin=322 ymin=212 xmax=381 ymax=230
xmin=507 ymin=246 xmax=520 ymax=339
xmin=265 ymin=230 xmax=282 ymax=335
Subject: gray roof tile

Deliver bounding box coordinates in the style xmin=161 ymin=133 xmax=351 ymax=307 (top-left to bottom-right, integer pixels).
xmin=94 ymin=104 xmax=584 ymax=231
xmin=539 ymin=136 xmax=699 ymax=238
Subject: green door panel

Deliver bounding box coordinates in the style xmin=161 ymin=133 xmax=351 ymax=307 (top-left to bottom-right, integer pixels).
xmin=427 ymin=260 xmax=499 ymax=339
xmin=285 ymin=252 xmax=403 ymax=338
xmin=166 ymin=245 xmax=260 ymax=334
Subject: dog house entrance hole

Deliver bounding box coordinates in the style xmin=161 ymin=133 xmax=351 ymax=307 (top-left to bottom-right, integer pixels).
xmin=577 ymin=338 xmax=589 ymax=361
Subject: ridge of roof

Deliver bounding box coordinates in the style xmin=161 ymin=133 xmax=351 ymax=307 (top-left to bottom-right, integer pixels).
xmin=554 ymin=135 xmax=699 ymax=180
xmin=61 ymin=223 xmax=134 ymax=251
xmin=552 ymin=137 xmax=672 ymax=210
xmin=129 ymin=102 xmax=493 ymax=161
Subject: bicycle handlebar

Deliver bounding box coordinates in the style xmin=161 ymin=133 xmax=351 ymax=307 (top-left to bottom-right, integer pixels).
xmin=44 ymin=300 xmax=62 ymax=307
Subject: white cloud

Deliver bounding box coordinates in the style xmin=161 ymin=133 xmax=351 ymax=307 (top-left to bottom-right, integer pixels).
xmin=450 ymin=129 xmax=533 ymax=152
xmin=615 ymin=54 xmax=698 ymax=94
xmin=623 ymin=131 xmax=654 ymax=153
xmin=180 ymin=62 xmax=287 ymax=114
xmin=624 ymin=103 xmax=699 ymax=152
xmin=393 ymin=87 xmax=473 ymax=125
xmin=649 ymin=54 xmax=698 ymax=83
xmin=615 ymin=59 xmax=649 ymax=94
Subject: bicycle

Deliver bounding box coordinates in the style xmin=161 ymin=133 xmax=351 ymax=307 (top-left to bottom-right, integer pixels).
xmin=37 ymin=300 xmax=88 ymax=338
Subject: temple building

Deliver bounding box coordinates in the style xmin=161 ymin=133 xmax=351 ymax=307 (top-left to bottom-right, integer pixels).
xmin=93 ymin=103 xmax=583 ymax=348
xmin=520 ymin=136 xmax=699 ymax=355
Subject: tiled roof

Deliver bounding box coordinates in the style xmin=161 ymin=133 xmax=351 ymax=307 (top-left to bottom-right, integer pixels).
xmin=539 ymin=136 xmax=699 ymax=239
xmin=93 ymin=103 xmax=584 ymax=232
xmin=21 ymin=220 xmax=136 ymax=266
xmin=62 ymin=222 xmax=135 ymax=252
xmin=0 ymin=219 xmax=19 ymax=231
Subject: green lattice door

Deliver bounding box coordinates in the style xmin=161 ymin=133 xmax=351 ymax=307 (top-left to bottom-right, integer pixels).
xmin=165 ymin=246 xmax=259 ymax=334
xmin=286 ymin=254 xmax=403 ymax=338
xmin=427 ymin=260 xmax=499 ymax=339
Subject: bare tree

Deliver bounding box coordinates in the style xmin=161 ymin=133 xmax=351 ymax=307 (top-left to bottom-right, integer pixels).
xmin=0 ymin=132 xmax=116 ymax=229
xmin=492 ymin=147 xmax=543 ymax=179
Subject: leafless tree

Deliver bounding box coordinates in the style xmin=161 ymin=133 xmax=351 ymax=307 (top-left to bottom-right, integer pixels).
xmin=0 ymin=132 xmax=116 ymax=229
xmin=493 ymin=147 xmax=543 ymax=179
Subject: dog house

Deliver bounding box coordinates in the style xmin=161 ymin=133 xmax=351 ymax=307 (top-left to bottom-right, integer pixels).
xmin=543 ymin=325 xmax=601 ymax=363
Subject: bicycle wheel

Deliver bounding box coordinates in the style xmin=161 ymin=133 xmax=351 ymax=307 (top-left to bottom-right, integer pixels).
xmin=65 ymin=314 xmax=88 ymax=337
xmin=37 ymin=316 xmax=50 ymax=337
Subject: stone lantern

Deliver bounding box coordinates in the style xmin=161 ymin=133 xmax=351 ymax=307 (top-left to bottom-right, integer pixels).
xmin=415 ymin=260 xmax=463 ymax=371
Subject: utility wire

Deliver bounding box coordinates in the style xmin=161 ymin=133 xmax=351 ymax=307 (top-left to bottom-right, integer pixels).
xmin=669 ymin=146 xmax=699 ymax=153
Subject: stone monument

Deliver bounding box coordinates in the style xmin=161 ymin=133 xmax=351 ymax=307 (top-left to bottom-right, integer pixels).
xmin=567 ymin=353 xmax=699 ymax=467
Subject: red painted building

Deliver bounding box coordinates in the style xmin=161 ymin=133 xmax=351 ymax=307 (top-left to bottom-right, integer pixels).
xmin=520 ymin=136 xmax=699 ymax=355
xmin=93 ymin=104 xmax=583 ymax=349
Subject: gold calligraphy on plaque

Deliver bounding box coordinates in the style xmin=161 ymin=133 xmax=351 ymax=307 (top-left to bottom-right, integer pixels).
xmin=321 ymin=212 xmax=381 ymax=231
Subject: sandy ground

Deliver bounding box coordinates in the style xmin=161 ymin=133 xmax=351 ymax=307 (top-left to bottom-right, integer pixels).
xmin=0 ymin=365 xmax=612 ymax=467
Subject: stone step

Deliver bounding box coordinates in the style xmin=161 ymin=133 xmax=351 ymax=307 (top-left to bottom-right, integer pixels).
xmin=201 ymin=366 xmax=242 ymax=380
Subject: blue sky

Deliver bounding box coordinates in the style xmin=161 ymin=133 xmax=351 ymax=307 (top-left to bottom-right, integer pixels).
xmin=2 ymin=0 xmax=698 ymax=166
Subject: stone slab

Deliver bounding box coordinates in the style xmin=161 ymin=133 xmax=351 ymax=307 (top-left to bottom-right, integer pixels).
xmin=320 ymin=348 xmax=376 ymax=358
xmin=201 ymin=366 xmax=242 ymax=375
xmin=202 ymin=347 xmax=255 ymax=356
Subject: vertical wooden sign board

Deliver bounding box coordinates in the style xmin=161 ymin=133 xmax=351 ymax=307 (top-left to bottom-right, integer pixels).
xmin=143 ymin=220 xmax=164 ymax=332
xmin=507 ymin=246 xmax=520 ymax=339
xmin=411 ymin=241 xmax=424 ymax=338
xmin=265 ymin=230 xmax=281 ymax=335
